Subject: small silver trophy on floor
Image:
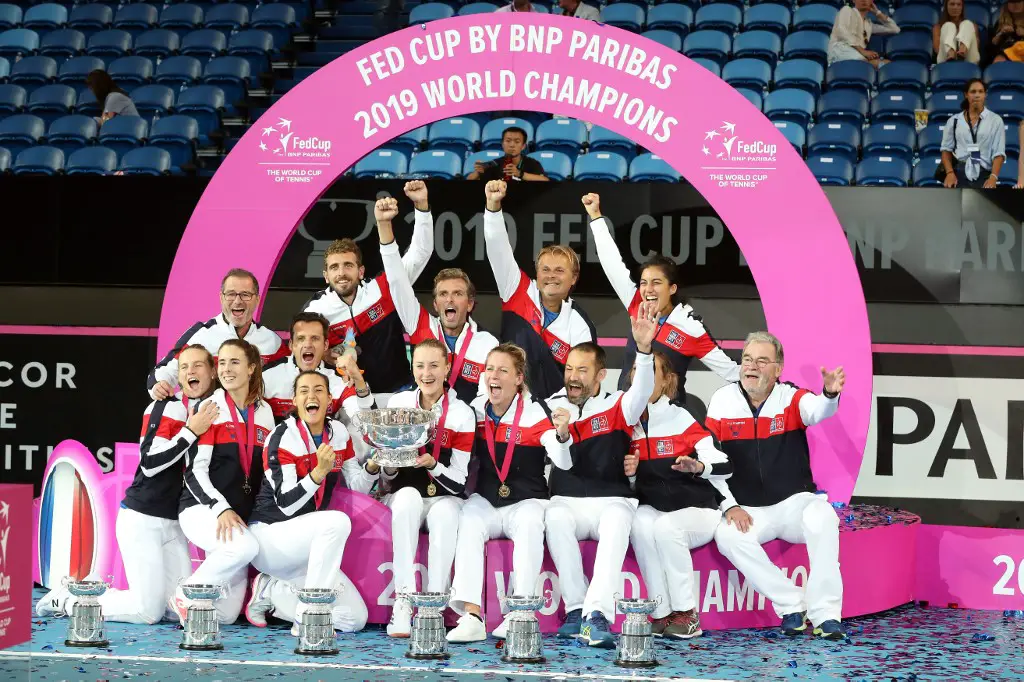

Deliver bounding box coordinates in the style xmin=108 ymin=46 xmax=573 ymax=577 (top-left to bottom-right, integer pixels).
xmin=353 ymin=407 xmax=438 ymax=469
xmin=614 ymin=596 xmax=661 ymax=668
xmin=64 ymin=578 xmax=110 ymax=648
xmin=294 ymin=587 xmax=339 ymax=656
xmin=179 ymin=583 xmax=224 ymax=651
xmin=501 ymin=595 xmax=546 ymax=664
xmin=405 ymin=591 xmax=451 ymax=660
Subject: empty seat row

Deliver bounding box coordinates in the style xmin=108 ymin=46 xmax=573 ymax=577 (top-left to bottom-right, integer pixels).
xmin=807 ymin=154 xmax=1019 ymax=187
xmin=0 ymin=26 xmax=279 ymax=60
xmin=0 ymin=143 xmax=176 ymax=174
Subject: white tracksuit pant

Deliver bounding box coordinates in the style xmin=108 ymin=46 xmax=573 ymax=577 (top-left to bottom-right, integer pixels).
xmin=544 ymin=496 xmax=637 ymax=621
xmin=249 ymin=510 xmax=367 ymax=632
xmin=630 ymin=505 xmax=720 ymax=619
xmin=714 ymin=492 xmax=843 ymax=626
xmin=178 ymin=504 xmax=260 ymax=624
xmin=383 ymin=487 xmax=463 ymax=595
xmin=97 ymin=506 xmax=193 ymax=624
xmin=450 ymin=494 xmax=546 ymax=614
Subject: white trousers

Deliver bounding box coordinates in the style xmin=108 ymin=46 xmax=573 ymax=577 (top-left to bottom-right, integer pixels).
xmin=544 ymin=496 xmax=636 ymax=620
xmin=97 ymin=506 xmax=193 ymax=624
xmin=937 ymin=21 xmax=980 ymax=64
xmin=178 ymin=504 xmax=260 ymax=624
xmin=630 ymin=505 xmax=719 ymax=618
xmin=450 ymin=494 xmax=546 ymax=614
xmin=383 ymin=487 xmax=463 ymax=595
xmin=250 ymin=510 xmax=367 ymax=632
xmin=714 ymin=492 xmax=842 ymax=626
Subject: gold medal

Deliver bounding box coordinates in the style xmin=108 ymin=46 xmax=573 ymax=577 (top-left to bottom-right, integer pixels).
xmin=498 ymin=483 xmax=511 ymax=498
xmin=426 ymin=482 xmax=437 ymax=497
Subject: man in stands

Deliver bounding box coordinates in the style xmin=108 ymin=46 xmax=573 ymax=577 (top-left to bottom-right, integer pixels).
xmin=495 ymin=0 xmax=540 ymax=12
xmin=558 ymin=0 xmax=600 ymax=20
xmin=303 ymin=181 xmax=434 ymax=406
xmin=148 ymin=268 xmax=287 ymax=400
xmin=467 ymin=127 xmax=549 ymax=183
xmin=709 ymin=331 xmax=848 ymax=641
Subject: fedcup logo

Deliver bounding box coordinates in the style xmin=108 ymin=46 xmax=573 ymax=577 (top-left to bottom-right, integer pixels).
xmin=0 ymin=500 xmax=10 ymax=596
xmin=701 ymin=120 xmax=778 ymax=189
xmin=259 ymin=117 xmax=333 ymax=184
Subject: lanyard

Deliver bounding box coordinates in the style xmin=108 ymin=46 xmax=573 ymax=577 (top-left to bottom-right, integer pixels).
xmin=440 ymin=323 xmax=474 ymax=385
xmin=225 ymin=393 xmax=255 ymax=481
xmin=965 ymin=112 xmax=981 ymax=145
xmin=296 ymin=417 xmax=331 ymax=508
xmin=483 ymin=397 xmax=525 ymax=485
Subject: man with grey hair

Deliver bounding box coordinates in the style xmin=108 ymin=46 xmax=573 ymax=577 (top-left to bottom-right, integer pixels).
xmin=705 ymin=331 xmax=848 ymax=641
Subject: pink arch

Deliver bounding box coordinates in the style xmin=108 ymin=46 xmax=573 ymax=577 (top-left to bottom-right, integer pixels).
xmin=158 ymin=15 xmax=872 ymax=503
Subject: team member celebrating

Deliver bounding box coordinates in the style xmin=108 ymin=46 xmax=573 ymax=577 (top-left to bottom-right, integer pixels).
xmin=36 ymin=346 xmax=220 ymax=623
xmin=710 ymin=332 xmax=848 ymax=640
xmin=543 ymin=302 xmax=657 ymax=648
xmin=446 ymin=343 xmax=573 ymax=643
xmin=303 ymin=181 xmax=435 ymax=404
xmin=383 ymin=340 xmax=476 ymax=638
xmin=483 ymin=180 xmax=596 ymax=400
xmin=376 ymin=191 xmax=499 ymax=403
xmin=624 ymin=352 xmax=735 ymax=640
xmin=243 ymin=371 xmax=379 ymax=634
xmin=584 ymin=193 xmax=739 ymax=402
xmin=171 ymin=339 xmax=275 ymax=625
xmin=149 ymin=269 xmax=287 ymax=400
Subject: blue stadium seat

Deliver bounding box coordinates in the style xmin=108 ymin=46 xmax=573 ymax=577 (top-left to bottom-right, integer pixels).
xmin=47 ymin=114 xmax=98 ymax=153
xmin=148 ymin=114 xmax=197 ymax=171
xmin=535 ymin=118 xmax=588 ymax=157
xmin=782 ymin=30 xmax=828 ymax=66
xmin=132 ymin=84 xmax=174 ymax=119
xmin=925 ymin=91 xmax=962 ymax=124
xmin=134 ymin=29 xmax=181 ymax=59
xmin=588 ymin=125 xmax=637 ymax=158
xmin=816 ymin=89 xmax=869 ymax=127
xmin=773 ymin=120 xmax=805 ymax=155
xmin=0 ymin=113 xmax=45 ymax=157
xmin=736 ymin=87 xmax=763 ymax=110
xmin=629 ymin=152 xmax=681 ymax=182
xmin=159 ymin=4 xmax=204 ymax=36
xmin=388 ymin=125 xmax=427 ymax=156
xmin=690 ymin=57 xmax=722 ymax=77
xmin=408 ymin=148 xmax=462 ymax=179
xmin=0 ymin=5 xmax=22 ymax=32
xmin=108 ymin=56 xmax=153 ymax=90
xmin=528 ymin=150 xmax=572 ymax=181
xmin=862 ymin=122 xmax=916 ymax=162
xmin=646 ymin=4 xmax=694 ymax=38
xmin=0 ymin=146 xmax=9 ymax=171
xmin=998 ymin=161 xmax=1018 ymax=188
xmin=181 ymin=29 xmax=227 ymax=60
xmin=912 ymin=154 xmax=943 ymax=187
xmin=806 ymin=154 xmax=854 ymax=185
xmin=409 ymin=3 xmax=455 ymax=23
xmin=990 ymin=91 xmax=1023 ymax=124
xmin=792 ymin=4 xmax=837 ymax=33
xmin=0 ymin=28 xmax=40 ymax=59
xmin=893 ymin=5 xmax=938 ymax=32
xmin=23 ymin=4 xmax=67 ymax=31
xmin=119 ymin=146 xmax=171 ymax=175
xmin=251 ymin=4 xmax=297 ymax=49
xmin=807 ymin=121 xmax=860 ymax=162
xmin=855 ymin=155 xmax=910 ymax=186
xmin=74 ymin=86 xmax=101 ymax=116
xmin=69 ymin=5 xmax=113 ymax=34
xmin=916 ymin=123 xmax=945 ymax=157
xmin=427 ymin=117 xmax=480 ymax=155
xmin=931 ymin=61 xmax=982 ymax=94
xmin=202 ymin=56 xmax=250 ymax=110
xmin=743 ymin=4 xmax=790 ymax=38
xmin=113 ymin=4 xmax=158 ymax=38
xmin=825 ymin=59 xmax=876 ymax=94
xmin=482 ymin=117 xmax=534 ymax=150
xmin=886 ymin=32 xmax=932 ymax=64
xmin=963 ymin=5 xmax=990 ymax=36
xmin=1007 ymin=122 xmax=1021 ymax=159
xmin=57 ymin=56 xmax=104 ymax=85
xmin=40 ymin=29 xmax=86 ymax=59
xmin=774 ymin=59 xmax=824 ymax=96
xmin=601 ymin=4 xmax=645 ymax=32
xmin=156 ymin=55 xmax=202 ymax=90
xmin=87 ymin=29 xmax=133 ymax=59
xmin=205 ymin=4 xmax=248 ymax=32
xmin=26 ymin=83 xmax=75 ymax=124
xmin=458 ymin=2 xmax=496 ymax=15
xmin=641 ymin=29 xmax=683 ymax=51
xmin=723 ymin=58 xmax=772 ymax=91
xmin=695 ymin=4 xmax=741 ymax=33
xmin=463 ymin=149 xmax=502 ymax=176
xmin=732 ymin=30 xmax=782 ymax=67
xmin=764 ymin=88 xmax=815 ymax=127
xmin=353 ymin=148 xmax=408 ymax=178
xmin=10 ymin=55 xmax=58 ymax=86
xmin=877 ymin=61 xmax=929 ymax=95
xmin=870 ymin=89 xmax=923 ymax=127
xmin=175 ymin=84 xmax=224 ymax=145
xmin=66 ymin=145 xmax=117 ymax=174
xmin=13 ymin=145 xmax=63 ymax=175
xmin=228 ymin=30 xmax=273 ymax=76
xmin=683 ymin=30 xmax=731 ymax=66
xmin=573 ymin=151 xmax=628 ymax=182
xmin=984 ymin=61 xmax=1024 ymax=96
xmin=97 ymin=114 xmax=147 ymax=160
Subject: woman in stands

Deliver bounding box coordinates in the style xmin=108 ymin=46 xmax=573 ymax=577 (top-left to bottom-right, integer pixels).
xmin=446 ymin=343 xmax=573 ymax=643
xmin=171 ymin=339 xmax=275 ymax=625
xmin=243 ymin=371 xmax=380 ymax=634
xmin=933 ymin=0 xmax=980 ymax=64
xmin=382 ymin=339 xmax=476 ymax=638
xmin=825 ymin=0 xmax=900 ymax=68
xmin=583 ymin=193 xmax=739 ymax=405
xmin=36 ymin=345 xmax=219 ymax=623
xmin=941 ymin=79 xmax=1007 ymax=189
xmin=624 ymin=352 xmax=736 ymax=640
xmin=992 ymin=0 xmax=1024 ymax=62
xmin=86 ymin=69 xmax=139 ymax=125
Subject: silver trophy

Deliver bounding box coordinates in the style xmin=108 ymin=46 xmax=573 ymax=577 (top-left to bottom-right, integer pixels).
xmin=353 ymin=407 xmax=437 ymax=468
xmin=614 ymin=596 xmax=661 ymax=668
xmin=404 ymin=591 xmax=451 ymax=660
xmin=294 ymin=587 xmax=340 ymax=656
xmin=179 ymin=583 xmax=225 ymax=651
xmin=501 ymin=595 xmax=546 ymax=664
xmin=63 ymin=578 xmax=110 ymax=647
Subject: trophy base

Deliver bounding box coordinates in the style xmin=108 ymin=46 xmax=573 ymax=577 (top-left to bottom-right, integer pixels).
xmin=614 ymin=658 xmax=659 ymax=669
xmin=501 ymin=654 xmax=546 ymax=664
xmin=405 ymin=651 xmax=451 ymax=660
xmin=180 ymin=643 xmax=224 ymax=651
xmin=295 ymin=647 xmax=340 ymax=656
xmin=64 ymin=639 xmax=108 ymax=648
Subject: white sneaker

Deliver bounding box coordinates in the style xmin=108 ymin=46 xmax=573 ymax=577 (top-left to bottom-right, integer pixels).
xmin=386 ymin=597 xmax=413 ymax=638
xmin=446 ymin=613 xmax=487 ymax=642
xmin=245 ymin=573 xmax=275 ymax=627
xmin=35 ymin=585 xmax=72 ymax=617
xmin=168 ymin=586 xmax=192 ymax=627
xmin=492 ymin=614 xmax=512 ymax=639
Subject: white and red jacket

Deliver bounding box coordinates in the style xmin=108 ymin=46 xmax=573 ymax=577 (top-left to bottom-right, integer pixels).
xmin=262 ymin=356 xmax=374 ymax=423
xmin=122 ymin=397 xmax=199 ymax=520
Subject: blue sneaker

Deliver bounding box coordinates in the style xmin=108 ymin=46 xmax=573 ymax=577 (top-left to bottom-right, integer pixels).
xmin=557 ymin=608 xmax=583 ymax=638
xmin=813 ymin=619 xmax=847 ymax=640
xmin=580 ymin=611 xmax=615 ymax=649
xmin=781 ymin=612 xmax=808 ymax=636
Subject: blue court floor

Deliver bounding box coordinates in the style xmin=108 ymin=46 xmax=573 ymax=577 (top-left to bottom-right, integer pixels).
xmin=4 ymin=590 xmax=1024 ymax=681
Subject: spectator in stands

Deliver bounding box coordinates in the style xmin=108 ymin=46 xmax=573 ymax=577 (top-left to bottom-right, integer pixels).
xmin=826 ymin=0 xmax=900 ymax=67
xmin=940 ymin=78 xmax=1006 ymax=189
xmin=558 ymin=0 xmax=600 ymax=21
xmin=933 ymin=0 xmax=980 ymax=64
xmin=992 ymin=0 xmax=1024 ymax=62
xmin=496 ymin=0 xmax=538 ymax=12
xmin=86 ymin=70 xmax=139 ymax=125
xmin=1016 ymin=121 xmax=1024 ymax=189
xmin=466 ymin=127 xmax=549 ymax=182
xmin=375 ymin=0 xmax=403 ymax=36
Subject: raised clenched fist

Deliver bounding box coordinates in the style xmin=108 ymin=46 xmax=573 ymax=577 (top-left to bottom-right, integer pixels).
xmin=374 ymin=197 xmax=399 ymax=224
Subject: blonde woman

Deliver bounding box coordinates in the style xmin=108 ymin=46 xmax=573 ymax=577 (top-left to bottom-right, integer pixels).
xmin=933 ymin=0 xmax=980 ymax=63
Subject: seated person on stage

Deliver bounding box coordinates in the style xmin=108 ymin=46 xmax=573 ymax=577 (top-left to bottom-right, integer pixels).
xmin=446 ymin=343 xmax=573 ymax=643
xmin=483 ymin=180 xmax=596 ymax=400
xmin=244 ymin=371 xmax=381 ymax=634
xmin=709 ymin=332 xmax=848 ymax=640
xmin=302 ymin=181 xmax=434 ymax=404
xmin=36 ymin=346 xmax=219 ymax=623
xmin=466 ymin=127 xmax=548 ymax=182
xmin=382 ymin=340 xmax=477 ymax=638
xmin=624 ymin=351 xmax=735 ymax=640
xmin=543 ymin=303 xmax=658 ymax=648
xmin=149 ymin=268 xmax=287 ymax=400
xmin=585 ymin=193 xmax=739 ymax=403
xmin=376 ymin=191 xmax=499 ymax=404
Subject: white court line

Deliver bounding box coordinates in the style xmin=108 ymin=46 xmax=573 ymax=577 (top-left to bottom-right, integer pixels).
xmin=0 ymin=651 xmax=734 ymax=681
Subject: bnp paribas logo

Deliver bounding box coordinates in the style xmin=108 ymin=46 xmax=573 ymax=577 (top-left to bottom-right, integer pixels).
xmin=258 ymin=117 xmax=333 ymax=159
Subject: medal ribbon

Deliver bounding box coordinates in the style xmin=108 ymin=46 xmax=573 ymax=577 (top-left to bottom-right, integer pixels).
xmin=484 ymin=396 xmax=525 ymax=489
xmin=441 ymin=324 xmax=474 ymax=386
xmin=417 ymin=391 xmax=450 ymax=491
xmin=297 ymin=417 xmax=331 ymax=509
xmin=225 ymin=393 xmax=255 ymax=483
